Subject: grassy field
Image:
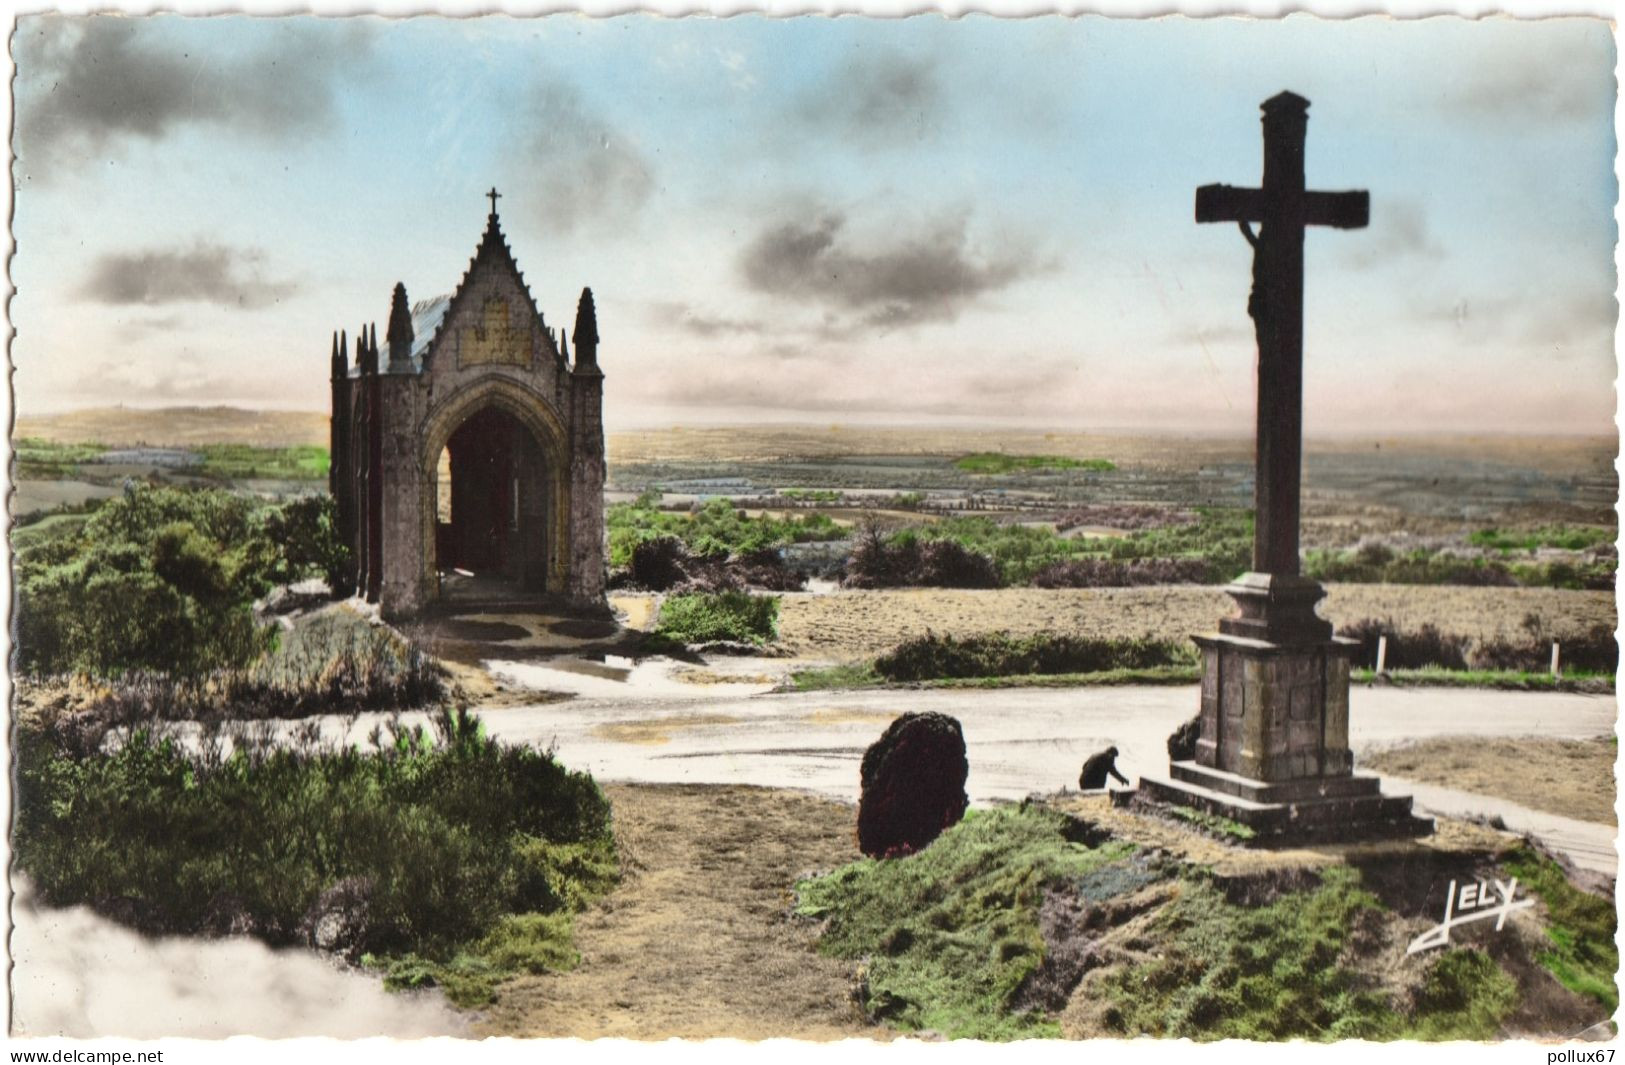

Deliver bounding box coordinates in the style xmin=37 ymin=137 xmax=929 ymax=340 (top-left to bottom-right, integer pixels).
xmin=953 ymin=453 xmax=1115 ymax=475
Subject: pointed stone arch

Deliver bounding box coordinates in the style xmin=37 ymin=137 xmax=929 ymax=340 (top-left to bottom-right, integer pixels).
xmin=417 ymin=376 xmax=572 ymax=605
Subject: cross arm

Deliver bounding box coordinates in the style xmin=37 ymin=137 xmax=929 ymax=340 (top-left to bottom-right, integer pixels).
xmin=1195 ymin=184 xmax=1265 ymax=224
xmin=1303 ymin=189 xmax=1369 ymax=229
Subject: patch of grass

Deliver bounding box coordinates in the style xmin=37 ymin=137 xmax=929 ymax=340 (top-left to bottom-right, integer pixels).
xmin=875 ymin=631 xmax=1197 ymax=682
xmin=1503 ymin=845 xmax=1619 ymax=1013
xmin=1469 ymin=525 xmax=1616 ymax=553
xmin=1305 ymin=545 xmax=1614 ymax=591
xmin=16 ymin=707 xmax=616 ymax=1002
xmin=373 ymin=899 xmax=599 ymax=1005
xmin=1351 ymin=667 xmax=1613 ymax=694
xmin=1098 ymin=867 xmax=1516 ymax=1041
xmin=789 ymin=662 xmax=883 ymax=690
xmin=797 ymin=806 xmax=1138 ymax=1040
xmin=788 ymin=663 xmax=1201 ymax=691
xmin=1165 ymin=805 xmax=1256 ymax=842
xmin=194 ymin=444 xmax=330 ymax=480
xmin=15 ymin=437 xmax=109 ymax=478
xmin=954 ymin=453 xmax=1116 ymax=475
xmin=781 ymin=488 xmax=841 ymax=503
xmin=1405 ymin=949 xmax=1520 ymax=1041
xmin=11 ymin=511 xmax=94 ymax=554
xmin=924 ymin=666 xmax=1201 ymax=689
xmin=654 ymin=590 xmax=780 ymax=645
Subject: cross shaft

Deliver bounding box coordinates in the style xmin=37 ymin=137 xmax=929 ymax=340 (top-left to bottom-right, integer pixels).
xmin=1195 ymin=91 xmax=1368 ymax=593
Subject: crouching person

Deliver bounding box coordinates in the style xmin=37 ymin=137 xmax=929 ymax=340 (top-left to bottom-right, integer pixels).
xmin=1079 ymin=745 xmax=1129 ymax=791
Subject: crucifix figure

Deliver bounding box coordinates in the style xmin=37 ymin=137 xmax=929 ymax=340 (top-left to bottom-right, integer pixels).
xmin=1196 ymin=91 xmax=1368 ymax=644
xmin=487 ymin=186 xmax=502 ymax=215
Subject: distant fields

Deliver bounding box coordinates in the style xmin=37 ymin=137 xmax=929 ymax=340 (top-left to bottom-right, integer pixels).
xmin=15 ymin=438 xmax=328 ymax=482
xmin=954 ymin=453 xmax=1116 ymax=475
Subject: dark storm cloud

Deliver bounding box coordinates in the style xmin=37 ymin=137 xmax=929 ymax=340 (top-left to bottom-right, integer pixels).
xmin=14 ymin=17 xmax=376 ymax=175
xmin=81 ymin=242 xmax=298 ymax=309
xmin=798 ymin=51 xmax=942 ymax=144
xmin=519 ymin=83 xmax=655 ymax=235
xmin=739 ymin=211 xmax=1041 ymax=332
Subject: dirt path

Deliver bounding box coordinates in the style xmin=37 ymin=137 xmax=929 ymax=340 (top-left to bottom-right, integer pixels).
xmin=476 ymin=783 xmax=886 ymax=1040
xmin=1364 ymin=736 xmax=1617 ymax=826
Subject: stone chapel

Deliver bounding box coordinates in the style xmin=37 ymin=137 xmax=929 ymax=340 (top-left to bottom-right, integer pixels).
xmin=328 ymin=191 xmax=607 ymax=618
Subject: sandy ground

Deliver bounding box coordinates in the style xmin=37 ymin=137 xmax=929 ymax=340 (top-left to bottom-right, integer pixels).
xmin=1365 ymin=737 xmax=1618 ymax=826
xmin=768 ymin=585 xmax=1615 ymax=661
xmin=477 ymin=782 xmax=886 ymax=1040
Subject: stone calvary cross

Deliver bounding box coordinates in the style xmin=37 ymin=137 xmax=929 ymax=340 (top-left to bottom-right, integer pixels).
xmin=1137 ymin=91 xmax=1429 ymax=843
xmin=1196 ymin=90 xmax=1368 ymax=644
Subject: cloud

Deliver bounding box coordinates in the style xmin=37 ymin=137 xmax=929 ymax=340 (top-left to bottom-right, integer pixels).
xmin=14 ymin=16 xmax=376 ymax=177
xmin=627 ymin=350 xmax=1083 ymax=418
xmin=797 ymin=50 xmax=942 ymax=145
xmin=1439 ymin=28 xmax=1615 ymax=125
xmin=81 ymin=242 xmax=298 ymax=309
xmin=516 ymin=82 xmax=655 ymax=235
xmin=1339 ymin=199 xmax=1445 ymax=270
xmin=645 ymin=301 xmax=773 ymax=339
xmin=738 ymin=209 xmax=1044 ymax=334
xmin=116 ymin=313 xmax=186 ymax=341
xmin=1411 ymin=286 xmax=1616 ymax=358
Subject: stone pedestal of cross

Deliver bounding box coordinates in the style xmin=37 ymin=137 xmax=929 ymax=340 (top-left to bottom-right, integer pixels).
xmin=1137 ymin=92 xmax=1430 ymax=843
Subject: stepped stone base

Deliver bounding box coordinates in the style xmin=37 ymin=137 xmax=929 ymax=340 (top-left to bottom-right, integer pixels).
xmin=1138 ymin=761 xmax=1434 ymax=845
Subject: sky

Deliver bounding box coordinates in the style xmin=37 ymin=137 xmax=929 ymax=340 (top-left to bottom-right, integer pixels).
xmin=9 ymin=12 xmax=1619 ymax=434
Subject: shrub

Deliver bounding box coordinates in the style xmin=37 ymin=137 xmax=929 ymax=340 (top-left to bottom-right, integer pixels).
xmin=607 ymin=493 xmax=846 ymax=569
xmin=619 ymin=535 xmax=804 ymax=594
xmin=1336 ymin=619 xmax=1470 ymax=671
xmin=875 ymin=632 xmax=1196 ymax=682
xmin=654 ymin=591 xmax=780 ymax=646
xmin=844 ymin=523 xmax=1001 ymax=589
xmin=1339 ymin=618 xmax=1617 ymax=675
xmin=1032 ymin=557 xmax=1214 ymax=587
xmin=628 ymin=535 xmax=691 ymax=591
xmin=15 ymin=708 xmax=615 ymax=999
xmin=16 ymin=486 xmax=350 ymax=677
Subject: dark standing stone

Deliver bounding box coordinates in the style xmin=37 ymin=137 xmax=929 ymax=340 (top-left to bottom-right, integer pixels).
xmin=1166 ymin=714 xmax=1201 ymax=762
xmin=857 ymin=712 xmax=970 ymax=858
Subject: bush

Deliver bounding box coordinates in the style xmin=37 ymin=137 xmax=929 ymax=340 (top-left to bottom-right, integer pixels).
xmin=619 ymin=535 xmax=804 ymax=594
xmin=846 ymin=509 xmax=1253 ymax=588
xmin=16 ymin=486 xmax=350 ymax=677
xmin=654 ymin=591 xmax=780 ymax=646
xmin=875 ymin=632 xmax=1196 ymax=682
xmin=1338 ymin=618 xmax=1617 ymax=675
xmin=628 ymin=535 xmax=692 ymax=591
xmin=15 ymin=708 xmax=615 ymax=1000
xmin=1336 ymin=619 xmax=1470 ymax=671
xmin=607 ymin=493 xmax=846 ymax=569
xmin=844 ymin=524 xmax=1001 ymax=589
xmin=1032 ymin=557 xmax=1214 ymax=587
